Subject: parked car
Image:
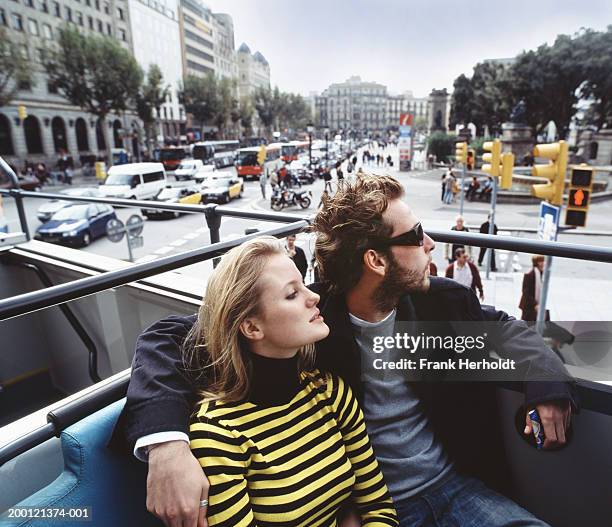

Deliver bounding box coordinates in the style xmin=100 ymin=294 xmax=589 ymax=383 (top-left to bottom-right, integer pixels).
xmin=37 ymin=187 xmax=102 ymax=223
xmin=174 ymin=160 xmax=209 ymax=181
xmin=200 ymin=173 xmax=243 ymax=204
xmin=34 ymin=203 xmax=116 ymax=247
xmin=142 ymin=186 xmax=202 ymax=219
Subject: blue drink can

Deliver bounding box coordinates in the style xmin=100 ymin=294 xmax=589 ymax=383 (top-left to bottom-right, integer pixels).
xmin=528 ymin=409 xmax=545 ymax=449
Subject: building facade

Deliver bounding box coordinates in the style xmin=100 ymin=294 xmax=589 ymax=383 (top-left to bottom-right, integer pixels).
xmin=128 ymin=0 xmax=185 ymax=144
xmin=315 ymin=76 xmax=388 ymax=133
xmin=178 ymin=0 xmax=214 ymax=78
xmin=237 ymin=43 xmax=270 ymax=97
xmin=1 ymin=0 xmax=135 ymax=168
xmin=212 ymin=12 xmax=237 ymax=83
xmin=386 ymin=91 xmax=430 ymax=129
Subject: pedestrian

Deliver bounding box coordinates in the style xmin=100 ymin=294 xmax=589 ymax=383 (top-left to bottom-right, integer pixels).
xmin=445 ymin=248 xmax=485 ymax=301
xmin=324 ymin=167 xmax=333 ymax=193
xmin=444 ymin=169 xmax=455 ymax=204
xmin=519 ymin=255 xmax=547 ymax=321
xmin=346 ymin=159 xmax=354 ymax=177
xmin=336 ymin=164 xmax=344 ymax=183
xmin=64 ymin=166 xmax=73 ymax=185
xmin=466 ymin=176 xmax=480 ymax=201
xmin=352 ymin=155 xmax=357 ymax=167
xmin=445 ymin=215 xmax=470 ymax=264
xmin=387 ymin=154 xmax=393 ymax=167
xmin=259 ymin=171 xmax=267 ymax=199
xmin=441 ymin=172 xmax=447 ymax=202
xmin=116 ymin=174 xmax=573 ymax=527
xmin=285 ymin=234 xmax=308 ymax=280
xmin=479 ymin=177 xmax=493 ymax=201
xmin=478 ymin=214 xmax=498 ymax=271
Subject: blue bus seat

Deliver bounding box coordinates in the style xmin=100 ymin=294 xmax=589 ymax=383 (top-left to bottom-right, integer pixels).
xmin=9 ymin=399 xmax=162 ymax=526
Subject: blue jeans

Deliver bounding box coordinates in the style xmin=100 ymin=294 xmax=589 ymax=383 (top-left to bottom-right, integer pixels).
xmin=396 ymin=472 xmax=549 ymax=527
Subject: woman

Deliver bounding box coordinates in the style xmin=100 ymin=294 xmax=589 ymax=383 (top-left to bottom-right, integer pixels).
xmin=185 ymin=237 xmax=398 ymax=527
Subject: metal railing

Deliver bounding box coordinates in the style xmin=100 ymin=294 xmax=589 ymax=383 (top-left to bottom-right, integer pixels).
xmin=2 ymin=157 xmax=612 ymax=467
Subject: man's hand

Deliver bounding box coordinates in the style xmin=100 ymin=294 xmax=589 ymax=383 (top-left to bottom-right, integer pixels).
xmin=524 ymin=400 xmax=571 ymax=450
xmin=147 ymin=440 xmax=210 ymax=527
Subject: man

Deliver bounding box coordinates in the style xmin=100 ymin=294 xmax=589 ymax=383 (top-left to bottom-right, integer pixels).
xmin=465 ymin=176 xmax=480 ymax=201
xmin=445 ymin=248 xmax=484 ymax=301
xmin=258 ymin=170 xmax=267 ymax=199
xmin=519 ymin=254 xmax=546 ymax=321
xmin=285 ymin=233 xmax=307 ymax=280
xmin=444 ymin=215 xmax=470 ymax=264
xmin=478 ymin=213 xmax=499 ymax=271
xmin=114 ymin=176 xmax=574 ymax=527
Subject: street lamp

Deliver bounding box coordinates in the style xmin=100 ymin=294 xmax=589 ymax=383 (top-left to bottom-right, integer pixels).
xmin=306 ymin=122 xmax=314 ymax=171
xmin=324 ymin=127 xmax=330 ymax=168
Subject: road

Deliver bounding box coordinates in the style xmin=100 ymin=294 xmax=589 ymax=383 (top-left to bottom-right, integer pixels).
xmin=2 ymin=146 xmax=612 ymax=318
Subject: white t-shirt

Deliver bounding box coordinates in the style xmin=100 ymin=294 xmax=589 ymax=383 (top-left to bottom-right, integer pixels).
xmin=453 ymin=262 xmax=473 ymax=289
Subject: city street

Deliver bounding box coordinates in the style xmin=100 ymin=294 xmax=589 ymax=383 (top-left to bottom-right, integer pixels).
xmin=3 ymin=146 xmax=612 ymax=321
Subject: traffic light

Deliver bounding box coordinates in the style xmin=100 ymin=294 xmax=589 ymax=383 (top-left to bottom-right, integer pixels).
xmin=531 ymin=140 xmax=568 ymax=206
xmin=466 ymin=149 xmax=475 ymax=170
xmin=500 ymin=152 xmax=514 ymax=190
xmin=482 ymin=139 xmax=501 ymax=177
xmin=455 ymin=141 xmax=467 ymax=164
xmin=565 ymin=165 xmax=595 ymax=227
xmin=257 ymin=145 xmax=266 ymax=166
xmin=17 ymin=105 xmax=27 ymax=121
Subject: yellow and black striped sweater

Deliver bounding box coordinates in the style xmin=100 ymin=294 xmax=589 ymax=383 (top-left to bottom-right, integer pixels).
xmin=189 ymin=368 xmax=398 ymax=527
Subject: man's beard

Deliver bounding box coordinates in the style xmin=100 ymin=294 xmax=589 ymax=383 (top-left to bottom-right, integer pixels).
xmin=373 ymin=253 xmax=429 ymax=312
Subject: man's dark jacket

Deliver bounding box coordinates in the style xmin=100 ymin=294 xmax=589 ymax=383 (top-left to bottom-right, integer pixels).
xmin=112 ymin=277 xmax=576 ymax=496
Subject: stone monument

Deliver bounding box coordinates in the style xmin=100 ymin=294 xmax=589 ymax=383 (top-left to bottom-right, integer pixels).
xmin=501 ymin=99 xmax=534 ymax=165
xmin=428 ymin=89 xmax=450 ymax=133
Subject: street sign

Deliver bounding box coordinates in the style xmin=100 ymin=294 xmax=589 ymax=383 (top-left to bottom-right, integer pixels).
xmin=126 ymin=214 xmax=144 ymax=237
xmin=106 ymin=218 xmax=125 ymax=243
xmin=129 ymin=235 xmax=144 ymax=249
xmin=399 ymin=113 xmax=414 ymax=126
xmin=538 ymin=202 xmax=560 ymax=242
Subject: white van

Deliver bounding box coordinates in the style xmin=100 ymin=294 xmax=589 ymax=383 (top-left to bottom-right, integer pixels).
xmin=99 ymin=163 xmax=167 ymax=200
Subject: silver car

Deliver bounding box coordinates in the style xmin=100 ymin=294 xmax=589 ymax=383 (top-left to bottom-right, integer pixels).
xmin=36 ymin=187 xmax=102 ymax=223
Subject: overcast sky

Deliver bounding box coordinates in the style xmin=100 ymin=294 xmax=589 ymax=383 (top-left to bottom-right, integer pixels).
xmin=206 ymin=0 xmax=611 ymax=97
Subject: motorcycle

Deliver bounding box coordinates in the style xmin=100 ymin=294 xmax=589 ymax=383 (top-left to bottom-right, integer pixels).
xmin=270 ymin=184 xmax=312 ymax=211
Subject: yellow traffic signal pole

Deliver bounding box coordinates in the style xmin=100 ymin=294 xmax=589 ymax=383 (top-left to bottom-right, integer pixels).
xmin=481 ymin=139 xmax=501 ymax=279
xmin=455 ymin=142 xmax=468 ymax=215
xmin=530 ymin=141 xmax=568 ymax=325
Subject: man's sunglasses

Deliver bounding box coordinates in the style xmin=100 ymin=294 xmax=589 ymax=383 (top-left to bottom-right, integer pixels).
xmin=370 ymin=222 xmax=424 ymax=248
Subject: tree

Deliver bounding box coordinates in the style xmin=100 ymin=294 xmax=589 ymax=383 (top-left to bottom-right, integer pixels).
xmin=179 ymin=73 xmax=219 ymax=136
xmin=136 ymin=64 xmax=169 ymax=154
xmin=253 ymin=87 xmax=278 ymax=136
xmin=427 ymin=132 xmax=456 ymax=163
xmin=44 ymin=27 xmax=142 ymax=165
xmin=238 ymin=96 xmax=254 ymax=136
xmin=575 ymin=26 xmax=612 ymax=129
xmin=0 ymin=28 xmax=34 ymax=108
xmin=449 ymin=74 xmax=474 ymax=129
xmin=214 ymin=77 xmax=237 ymax=138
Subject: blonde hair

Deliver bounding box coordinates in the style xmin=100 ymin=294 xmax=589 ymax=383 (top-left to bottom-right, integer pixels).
xmin=183 ymin=236 xmax=315 ymax=403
